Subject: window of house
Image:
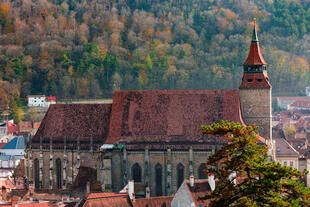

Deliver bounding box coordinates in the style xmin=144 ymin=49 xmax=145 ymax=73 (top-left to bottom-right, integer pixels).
xmin=290 ymin=161 xmax=293 ymax=167
xmin=284 ymin=161 xmax=287 ymax=166
xmin=132 ymin=163 xmax=142 ymax=183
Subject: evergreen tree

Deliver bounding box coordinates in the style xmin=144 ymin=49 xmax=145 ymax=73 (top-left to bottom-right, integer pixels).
xmin=200 ymin=121 xmax=310 ymax=207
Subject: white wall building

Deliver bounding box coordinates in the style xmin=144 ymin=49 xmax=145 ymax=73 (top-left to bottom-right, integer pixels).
xmin=28 ymin=95 xmax=47 ymax=107
xmin=28 ymin=95 xmax=56 ymax=107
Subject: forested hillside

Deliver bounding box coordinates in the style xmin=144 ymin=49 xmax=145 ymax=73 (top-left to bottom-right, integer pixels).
xmin=1 ymin=0 xmax=310 ymax=110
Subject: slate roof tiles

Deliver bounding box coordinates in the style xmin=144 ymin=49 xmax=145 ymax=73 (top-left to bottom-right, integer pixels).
xmin=106 ymin=89 xmax=244 ymax=144
xmin=33 ymin=104 xmax=112 ymax=144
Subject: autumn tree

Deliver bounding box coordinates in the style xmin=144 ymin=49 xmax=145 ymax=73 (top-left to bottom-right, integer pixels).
xmin=200 ymin=121 xmax=310 ymax=207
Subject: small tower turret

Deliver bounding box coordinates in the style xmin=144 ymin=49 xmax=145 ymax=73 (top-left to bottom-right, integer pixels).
xmin=239 ymin=21 xmax=272 ymax=142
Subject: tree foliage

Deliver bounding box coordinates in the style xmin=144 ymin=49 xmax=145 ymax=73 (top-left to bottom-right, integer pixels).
xmin=200 ymin=121 xmax=310 ymax=207
xmin=1 ymin=0 xmax=310 ymax=105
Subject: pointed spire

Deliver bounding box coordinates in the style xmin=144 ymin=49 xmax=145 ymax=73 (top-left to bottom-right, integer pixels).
xmin=243 ymin=19 xmax=267 ymax=67
xmin=252 ymin=19 xmax=258 ymax=43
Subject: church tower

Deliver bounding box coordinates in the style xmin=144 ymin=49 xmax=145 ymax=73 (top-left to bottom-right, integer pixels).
xmin=239 ymin=22 xmax=272 ymax=142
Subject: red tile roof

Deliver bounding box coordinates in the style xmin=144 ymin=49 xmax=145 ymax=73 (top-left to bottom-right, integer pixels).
xmin=33 ymin=122 xmax=41 ymax=129
xmin=32 ymin=104 xmax=112 ymax=146
xmin=290 ymin=101 xmax=310 ymax=108
xmin=87 ymin=193 xmax=127 ymax=199
xmin=17 ymin=202 xmax=50 ymax=207
xmin=239 ymin=73 xmax=271 ymax=89
xmin=132 ymin=196 xmax=173 ymax=207
xmin=19 ymin=121 xmax=32 ymax=132
xmin=7 ymin=122 xmax=19 ymax=134
xmin=243 ymin=41 xmax=267 ymax=66
xmin=106 ymin=89 xmax=244 ymax=144
xmin=46 ymin=97 xmax=56 ymax=100
xmin=82 ymin=193 xmax=132 ymax=207
xmin=277 ymin=96 xmax=310 ymax=101
xmin=0 ymin=143 xmax=7 ymax=150
xmin=186 ymin=180 xmax=212 ymax=207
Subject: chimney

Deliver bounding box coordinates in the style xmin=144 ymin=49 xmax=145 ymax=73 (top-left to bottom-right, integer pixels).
xmin=208 ymin=173 xmax=215 ymax=192
xmin=189 ymin=175 xmax=194 ymax=187
xmin=145 ymin=187 xmax=150 ymax=198
xmin=86 ymin=181 xmax=90 ymax=194
xmin=128 ymin=180 xmax=135 ymax=201
xmin=30 ymin=192 xmax=33 ymax=202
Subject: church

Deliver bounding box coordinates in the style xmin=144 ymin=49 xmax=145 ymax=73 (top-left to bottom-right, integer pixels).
xmin=24 ymin=23 xmax=272 ymax=197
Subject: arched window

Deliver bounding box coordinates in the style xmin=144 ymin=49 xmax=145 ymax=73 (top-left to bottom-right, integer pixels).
xmin=198 ymin=163 xmax=207 ymax=179
xmin=56 ymin=158 xmax=62 ymax=189
xmin=132 ymin=163 xmax=142 ymax=183
xmin=34 ymin=158 xmax=40 ymax=188
xmin=155 ymin=163 xmax=162 ymax=196
xmin=177 ymin=163 xmax=184 ymax=188
xmin=161 ymin=203 xmax=166 ymax=207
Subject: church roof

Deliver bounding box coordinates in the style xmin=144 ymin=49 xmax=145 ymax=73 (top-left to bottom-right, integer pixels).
xmin=32 ymin=104 xmax=112 ymax=144
xmin=106 ymin=89 xmax=244 ymax=144
xmin=243 ymin=23 xmax=267 ymax=66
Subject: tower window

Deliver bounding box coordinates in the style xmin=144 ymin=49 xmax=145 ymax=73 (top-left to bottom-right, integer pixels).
xmin=257 ymin=79 xmax=262 ymax=82
xmin=247 ymin=79 xmax=253 ymax=82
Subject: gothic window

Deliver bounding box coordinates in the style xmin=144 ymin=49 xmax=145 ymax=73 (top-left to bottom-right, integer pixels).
xmin=56 ymin=158 xmax=62 ymax=189
xmin=155 ymin=163 xmax=162 ymax=196
xmin=198 ymin=163 xmax=207 ymax=179
xmin=132 ymin=163 xmax=142 ymax=183
xmin=34 ymin=158 xmax=40 ymax=188
xmin=177 ymin=163 xmax=184 ymax=188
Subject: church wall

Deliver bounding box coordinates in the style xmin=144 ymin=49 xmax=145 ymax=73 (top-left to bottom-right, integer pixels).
xmin=239 ymin=88 xmax=272 ymax=140
xmin=29 ymin=149 xmax=100 ymax=189
xmin=107 ymin=148 xmax=213 ymax=196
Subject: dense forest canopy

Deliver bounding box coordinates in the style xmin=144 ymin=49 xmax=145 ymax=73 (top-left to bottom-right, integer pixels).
xmin=1 ymin=0 xmax=310 ymax=109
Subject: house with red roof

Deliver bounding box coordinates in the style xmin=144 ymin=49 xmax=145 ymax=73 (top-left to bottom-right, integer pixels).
xmin=171 ymin=177 xmax=212 ymax=207
xmin=24 ymin=22 xmax=273 ymax=199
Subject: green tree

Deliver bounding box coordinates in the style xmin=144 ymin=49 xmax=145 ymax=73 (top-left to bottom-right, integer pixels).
xmin=9 ymin=95 xmax=23 ymax=125
xmin=200 ymin=121 xmax=310 ymax=207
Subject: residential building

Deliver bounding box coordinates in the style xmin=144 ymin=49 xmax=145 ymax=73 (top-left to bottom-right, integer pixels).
xmin=171 ymin=178 xmax=212 ymax=207
xmin=277 ymin=96 xmax=310 ymax=110
xmin=27 ymin=95 xmax=56 ymax=108
xmin=27 ymin=95 xmax=47 ymax=107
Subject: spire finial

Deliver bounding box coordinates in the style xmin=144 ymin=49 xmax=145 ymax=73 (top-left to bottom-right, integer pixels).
xmin=252 ymin=18 xmax=258 ymax=42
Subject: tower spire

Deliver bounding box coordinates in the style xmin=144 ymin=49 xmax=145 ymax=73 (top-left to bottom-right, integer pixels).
xmin=243 ymin=20 xmax=267 ymax=71
xmin=252 ymin=19 xmax=258 ymax=43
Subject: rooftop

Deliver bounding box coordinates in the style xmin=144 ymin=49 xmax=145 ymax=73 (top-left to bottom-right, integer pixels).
xmin=106 ymin=89 xmax=244 ymax=144
xmin=2 ymin=137 xmax=24 ymax=150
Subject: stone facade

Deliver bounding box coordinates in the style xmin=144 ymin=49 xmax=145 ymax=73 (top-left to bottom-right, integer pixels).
xmin=239 ymin=88 xmax=272 ymax=140
xmin=99 ymin=145 xmax=214 ymax=197
xmin=25 ymin=141 xmax=100 ymax=190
